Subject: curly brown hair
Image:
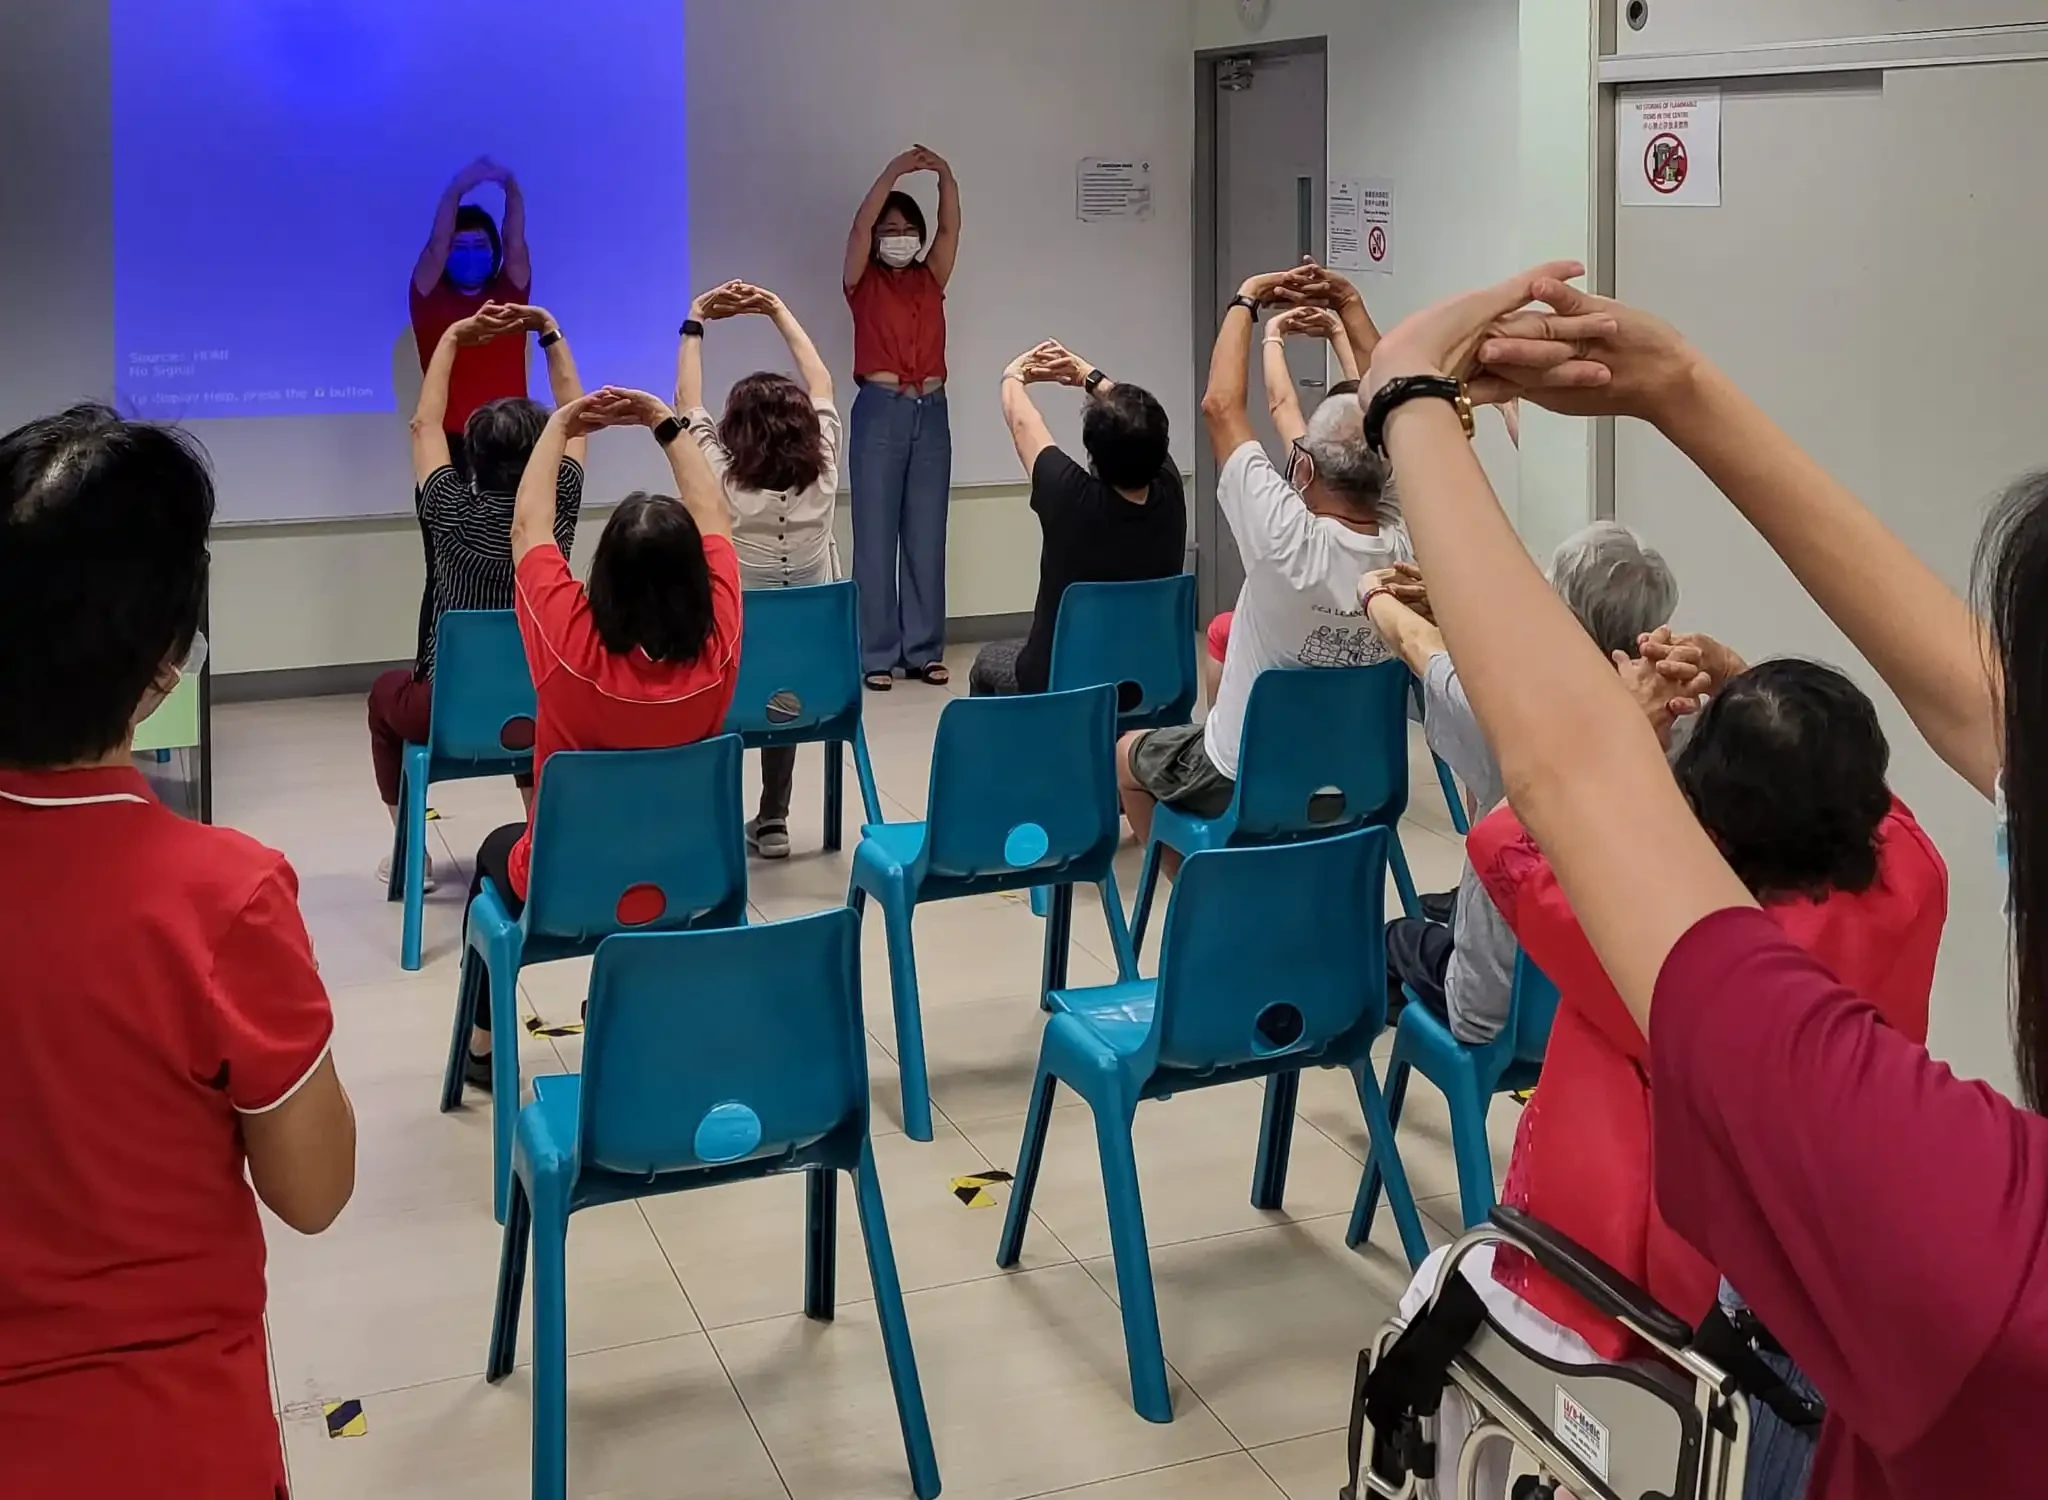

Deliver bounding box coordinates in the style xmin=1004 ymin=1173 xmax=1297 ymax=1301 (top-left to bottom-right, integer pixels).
xmin=718 ymin=373 xmax=825 ymax=495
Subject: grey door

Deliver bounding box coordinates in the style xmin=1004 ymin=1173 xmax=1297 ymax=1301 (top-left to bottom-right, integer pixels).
xmin=1194 ymin=43 xmax=1328 ymax=625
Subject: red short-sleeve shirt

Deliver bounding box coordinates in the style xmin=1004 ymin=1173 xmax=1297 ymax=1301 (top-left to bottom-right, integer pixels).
xmin=505 ymin=537 xmax=745 ymax=896
xmin=409 ymin=268 xmax=532 ymax=432
xmin=0 ymin=766 xmax=335 ymax=1500
xmin=847 ymin=262 xmax=947 ymax=385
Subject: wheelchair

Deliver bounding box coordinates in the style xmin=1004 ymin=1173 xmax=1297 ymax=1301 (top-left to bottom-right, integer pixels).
xmin=1342 ymin=1206 xmax=1755 ymax=1500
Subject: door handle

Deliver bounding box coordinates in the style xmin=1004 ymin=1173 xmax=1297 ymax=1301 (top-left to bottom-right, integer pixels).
xmin=1297 ymin=377 xmax=1326 ymax=389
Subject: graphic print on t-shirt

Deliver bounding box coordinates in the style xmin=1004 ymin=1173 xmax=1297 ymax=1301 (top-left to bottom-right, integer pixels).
xmin=1297 ymin=619 xmax=1395 ymax=669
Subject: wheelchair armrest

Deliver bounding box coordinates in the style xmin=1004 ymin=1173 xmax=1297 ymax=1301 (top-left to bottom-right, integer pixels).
xmin=1488 ymin=1205 xmax=1693 ymax=1349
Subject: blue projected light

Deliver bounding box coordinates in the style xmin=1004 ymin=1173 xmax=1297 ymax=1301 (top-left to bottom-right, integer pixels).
xmin=109 ymin=0 xmax=687 ymax=420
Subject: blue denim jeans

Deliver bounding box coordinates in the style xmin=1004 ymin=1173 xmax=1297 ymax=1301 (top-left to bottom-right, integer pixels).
xmin=849 ymin=383 xmax=952 ymax=673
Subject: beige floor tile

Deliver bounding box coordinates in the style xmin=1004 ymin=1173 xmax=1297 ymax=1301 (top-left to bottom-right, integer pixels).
xmin=956 ymin=1081 xmax=1369 ymax=1264
xmin=642 ymin=1118 xmax=1070 ymax=1330
xmin=1079 ymin=1215 xmax=1434 ymax=1449
xmin=1034 ymin=1453 xmax=1287 ymax=1498
xmin=1293 ymin=1058 xmax=1520 ymax=1210
xmin=280 ymin=1333 xmax=785 ymax=1500
xmin=1247 ymin=1428 xmax=1350 ymax=1500
xmin=266 ymin=1198 xmax=697 ymax=1406
xmin=712 ymin=1264 xmax=1237 ymax=1500
xmin=900 ymin=990 xmax=1083 ymax=1130
xmin=853 ymin=890 xmax=1119 ymax=1020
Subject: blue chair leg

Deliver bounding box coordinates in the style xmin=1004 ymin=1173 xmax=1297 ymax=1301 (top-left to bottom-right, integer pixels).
xmin=804 ymin=1168 xmax=838 ymax=1321
xmin=400 ymin=751 xmax=431 ymax=971
xmin=1251 ymin=1070 xmax=1300 ymax=1212
xmin=851 ymin=1141 xmax=942 ymax=1500
xmin=1130 ymin=837 xmax=1165 ymax=958
xmin=485 ymin=944 xmax=524 ymax=1225
xmin=1029 ymin=884 xmax=1052 ymax=919
xmin=1387 ymin=830 xmax=1422 ymax=921
xmin=440 ymin=942 xmax=486 ymax=1113
xmin=1094 ymin=1093 xmax=1172 ymax=1422
xmin=1432 ymin=752 xmax=1469 ymax=836
xmin=877 ymin=887 xmax=934 ymax=1142
xmin=487 ymin=1176 xmax=533 ymax=1383
xmin=823 ymin=740 xmax=845 ymax=853
xmin=1448 ymin=1087 xmax=1500 ymax=1231
xmin=1354 ymin=1062 xmax=1429 ymax=1270
xmin=528 ymin=1182 xmax=570 ymax=1500
xmin=1097 ymin=868 xmax=1139 ymax=982
xmin=996 ymin=1066 xmax=1059 ymax=1268
xmin=1347 ymin=1057 xmax=1411 ymax=1249
xmin=1039 ymin=883 xmax=1074 ymax=1005
xmin=851 ymin=724 xmax=884 ymax=826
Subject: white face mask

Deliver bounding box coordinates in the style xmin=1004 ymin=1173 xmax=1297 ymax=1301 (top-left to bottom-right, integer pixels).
xmin=876 ymin=235 xmax=922 ymax=268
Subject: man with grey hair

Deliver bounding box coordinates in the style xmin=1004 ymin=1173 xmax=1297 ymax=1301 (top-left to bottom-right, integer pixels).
xmin=1117 ymin=262 xmax=1410 ymax=840
xmin=1361 ymin=521 xmax=1683 ymax=1043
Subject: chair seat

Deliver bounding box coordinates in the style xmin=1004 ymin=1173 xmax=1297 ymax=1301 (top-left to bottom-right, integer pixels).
xmin=526 ymin=1073 xmax=581 ymax=1162
xmin=1048 ymin=980 xmax=1159 ymax=1055
xmin=1150 ymin=801 xmax=1237 ymax=856
xmin=858 ymin=821 xmax=929 ymax=871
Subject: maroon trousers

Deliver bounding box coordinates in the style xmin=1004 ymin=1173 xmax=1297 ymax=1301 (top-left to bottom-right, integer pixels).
xmin=367 ymin=669 xmax=433 ymax=806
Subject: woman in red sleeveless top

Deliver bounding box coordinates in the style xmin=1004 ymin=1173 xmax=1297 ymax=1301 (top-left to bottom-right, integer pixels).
xmin=844 ymin=146 xmax=961 ymax=689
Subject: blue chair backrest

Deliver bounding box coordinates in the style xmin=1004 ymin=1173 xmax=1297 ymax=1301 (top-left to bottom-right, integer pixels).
xmin=1048 ymin=575 xmax=1198 ymax=731
xmin=1146 ymin=827 xmax=1390 ymax=1073
xmin=1229 ymin=662 xmax=1412 ymax=840
xmin=922 ymin=686 xmax=1121 ymax=883
xmin=1509 ymin=950 xmax=1561 ymax=1067
xmin=427 ymin=610 xmax=537 ymax=771
xmin=722 ymin=581 xmax=863 ymax=744
xmin=522 ymin=738 xmax=748 ymax=941
xmin=576 ymin=910 xmax=866 ymax=1176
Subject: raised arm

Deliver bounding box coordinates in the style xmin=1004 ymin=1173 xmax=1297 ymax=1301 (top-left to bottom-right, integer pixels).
xmin=1486 ymin=285 xmax=2000 ymax=800
xmin=511 ymin=393 xmax=612 ymax=565
xmin=1202 ymin=267 xmax=1312 ymax=463
xmin=496 ymin=164 xmax=530 ymax=288
xmin=412 ymin=158 xmax=492 ymax=298
xmin=845 ymin=149 xmax=923 ymax=292
xmin=998 ymin=341 xmax=1065 ymax=473
xmin=587 ymin=387 xmax=733 ymax=543
xmin=1362 ymin=572 xmax=1447 ymax=676
xmin=921 ymin=146 xmax=962 ymax=288
xmin=749 ymin=286 xmax=833 ymax=403
xmin=410 ymin=305 xmax=519 ymax=481
xmin=1262 ymin=306 xmax=1344 ymax=446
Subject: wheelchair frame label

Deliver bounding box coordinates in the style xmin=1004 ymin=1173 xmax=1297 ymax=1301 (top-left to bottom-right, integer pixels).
xmin=1553 ymin=1387 xmax=1611 ymax=1481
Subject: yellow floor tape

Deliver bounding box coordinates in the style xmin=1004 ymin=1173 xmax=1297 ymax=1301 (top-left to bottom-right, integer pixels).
xmin=525 ymin=1016 xmax=584 ymax=1039
xmin=950 ymin=1170 xmax=1014 ymax=1208
xmin=323 ymin=1399 xmax=367 ymax=1439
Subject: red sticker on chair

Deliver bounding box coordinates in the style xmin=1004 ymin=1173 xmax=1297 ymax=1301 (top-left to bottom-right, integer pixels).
xmin=615 ymin=884 xmax=668 ymax=927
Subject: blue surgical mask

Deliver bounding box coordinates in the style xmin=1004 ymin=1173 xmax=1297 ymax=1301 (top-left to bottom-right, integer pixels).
xmin=447 ymin=247 xmax=494 ymax=288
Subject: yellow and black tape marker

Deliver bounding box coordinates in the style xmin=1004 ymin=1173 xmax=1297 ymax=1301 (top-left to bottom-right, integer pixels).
xmin=323 ymin=1399 xmax=367 ymax=1439
xmin=525 ymin=1016 xmax=584 ymax=1039
xmin=1510 ymin=1087 xmax=1535 ymax=1106
xmin=950 ymin=1169 xmax=1013 ymax=1209
xmin=425 ymin=807 xmax=441 ymax=822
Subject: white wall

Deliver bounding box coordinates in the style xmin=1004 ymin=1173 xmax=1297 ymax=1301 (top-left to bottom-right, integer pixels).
xmin=1194 ymin=0 xmax=1527 ymax=525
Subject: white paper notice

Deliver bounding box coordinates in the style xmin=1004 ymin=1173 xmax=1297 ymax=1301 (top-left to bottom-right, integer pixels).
xmin=1619 ymin=89 xmax=1722 ymax=207
xmin=1357 ymin=178 xmax=1395 ymax=275
xmin=1076 ymin=158 xmax=1153 ymax=222
xmin=1328 ymin=179 xmax=1363 ymax=270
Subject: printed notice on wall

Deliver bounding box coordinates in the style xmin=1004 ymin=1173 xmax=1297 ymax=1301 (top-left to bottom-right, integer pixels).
xmin=1619 ymin=89 xmax=1722 ymax=207
xmin=1076 ymin=158 xmax=1153 ymax=222
xmin=1329 ymin=178 xmax=1395 ymax=273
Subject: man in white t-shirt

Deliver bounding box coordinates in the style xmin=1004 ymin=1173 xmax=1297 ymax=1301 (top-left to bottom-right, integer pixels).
xmin=1117 ymin=262 xmax=1411 ymax=843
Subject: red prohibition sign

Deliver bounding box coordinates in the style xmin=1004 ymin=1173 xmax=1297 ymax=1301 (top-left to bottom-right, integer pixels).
xmin=1367 ymin=225 xmax=1388 ymax=262
xmin=1645 ymin=131 xmax=1688 ymax=194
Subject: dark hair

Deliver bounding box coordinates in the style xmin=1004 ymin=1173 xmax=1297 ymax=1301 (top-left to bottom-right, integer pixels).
xmin=586 ymin=493 xmax=716 ymax=664
xmin=0 ymin=405 xmax=214 ymax=766
xmin=874 ymin=190 xmax=927 ymax=251
xmin=1081 ymin=384 xmax=1171 ymax=490
xmin=1672 ymin=657 xmax=1891 ymax=903
xmin=719 ymin=373 xmax=826 ymax=494
xmin=448 ymin=204 xmax=503 ymax=281
xmin=1978 ymin=472 xmax=2048 ymax=1111
xmin=1327 ymin=378 xmax=1362 ymax=399
xmin=463 ymin=397 xmax=549 ymax=494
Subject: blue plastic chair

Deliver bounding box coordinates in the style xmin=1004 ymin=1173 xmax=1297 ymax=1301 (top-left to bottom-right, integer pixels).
xmin=722 ymin=580 xmax=882 ymax=850
xmin=387 ymin=610 xmax=537 ymax=971
xmin=487 ymin=910 xmax=939 ymax=1500
xmin=1130 ymin=662 xmax=1424 ymax=955
xmin=1410 ymin=672 xmax=1470 ymax=836
xmin=1047 ymin=574 xmax=1199 ymax=732
xmin=849 ymin=685 xmax=1137 ymax=1142
xmin=996 ymin=828 xmax=1429 ymax=1422
xmin=442 ymin=738 xmax=750 ymax=1223
xmin=1350 ymin=948 xmax=1561 ymax=1241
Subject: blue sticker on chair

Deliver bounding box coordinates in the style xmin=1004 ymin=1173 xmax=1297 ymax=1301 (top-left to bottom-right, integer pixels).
xmin=694 ymin=1101 xmax=763 ymax=1164
xmin=1004 ymin=821 xmax=1050 ymax=868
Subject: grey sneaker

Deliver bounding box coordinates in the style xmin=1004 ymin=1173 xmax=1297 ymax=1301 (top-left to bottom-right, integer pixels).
xmin=746 ymin=817 xmax=791 ymax=860
xmin=377 ymin=851 xmax=437 ymax=892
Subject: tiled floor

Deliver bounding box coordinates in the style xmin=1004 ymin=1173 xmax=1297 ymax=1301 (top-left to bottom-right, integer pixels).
xmin=222 ymin=644 xmax=1517 ymax=1499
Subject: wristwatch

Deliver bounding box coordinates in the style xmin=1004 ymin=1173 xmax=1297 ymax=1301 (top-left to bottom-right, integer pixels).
xmin=1083 ymin=368 xmax=1108 ymax=394
xmin=536 ymin=327 xmax=562 ymax=349
xmin=1364 ymin=375 xmax=1475 ymax=456
xmin=653 ymin=415 xmax=686 ymax=448
xmin=1227 ymin=293 xmax=1263 ymax=319
xmin=679 ymin=318 xmax=705 ymax=338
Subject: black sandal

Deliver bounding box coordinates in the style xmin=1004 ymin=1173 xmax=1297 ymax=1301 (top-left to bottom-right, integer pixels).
xmin=864 ymin=671 xmax=895 ymax=692
xmin=915 ymin=662 xmax=951 ymax=687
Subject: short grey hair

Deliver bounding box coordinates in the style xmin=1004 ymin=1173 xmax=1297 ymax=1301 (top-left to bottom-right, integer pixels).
xmin=1548 ymin=521 xmax=1679 ymax=658
xmin=1301 ymin=393 xmax=1392 ymax=510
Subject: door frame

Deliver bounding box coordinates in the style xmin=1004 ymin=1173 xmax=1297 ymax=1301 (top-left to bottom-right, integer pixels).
xmin=1191 ymin=35 xmax=1330 ymax=625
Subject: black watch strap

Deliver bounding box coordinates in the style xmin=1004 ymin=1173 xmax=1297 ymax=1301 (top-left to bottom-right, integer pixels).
xmin=1364 ymin=375 xmax=1471 ymax=456
xmin=679 ymin=318 xmax=705 ymax=338
xmin=536 ymin=327 xmax=562 ymax=349
xmin=1083 ymin=368 xmax=1107 ymax=394
xmin=653 ymin=415 xmax=686 ymax=449
xmin=1227 ymin=293 xmax=1262 ymax=319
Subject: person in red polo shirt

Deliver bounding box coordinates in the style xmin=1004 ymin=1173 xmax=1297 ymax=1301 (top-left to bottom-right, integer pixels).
xmin=844 ymin=145 xmax=961 ymax=689
xmin=452 ymin=384 xmax=742 ymax=1089
xmin=0 ymin=406 xmax=358 ymax=1499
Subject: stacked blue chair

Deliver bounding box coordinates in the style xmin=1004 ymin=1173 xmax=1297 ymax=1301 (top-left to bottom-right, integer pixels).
xmin=721 ymin=580 xmax=882 ymax=851
xmin=442 ymin=738 xmax=749 ymax=1222
xmin=387 ymin=610 xmax=536 ymax=971
xmin=1350 ymin=948 xmax=1561 ymax=1241
xmin=487 ymin=910 xmax=940 ymax=1500
xmin=995 ymin=828 xmax=1429 ymax=1422
xmin=849 ymin=685 xmax=1137 ymax=1142
xmin=1129 ymin=661 xmax=1424 ymax=956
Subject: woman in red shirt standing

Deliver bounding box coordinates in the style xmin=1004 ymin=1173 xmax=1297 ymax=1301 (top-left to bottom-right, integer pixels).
xmin=845 ymin=145 xmax=961 ymax=689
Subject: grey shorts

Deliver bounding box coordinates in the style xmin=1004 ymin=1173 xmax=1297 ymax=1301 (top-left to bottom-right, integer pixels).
xmin=1127 ymin=722 xmax=1236 ymax=819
